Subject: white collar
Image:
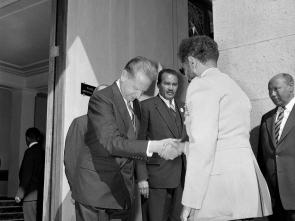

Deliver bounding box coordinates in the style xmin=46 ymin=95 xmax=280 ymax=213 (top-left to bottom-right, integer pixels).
xmin=29 ymin=142 xmax=38 ymax=148
xmin=201 ymin=67 xmax=218 ymax=77
xmin=159 ymin=94 xmax=175 ymax=110
xmin=116 ymin=80 xmax=133 ymax=108
xmin=284 ymin=96 xmax=295 ymax=112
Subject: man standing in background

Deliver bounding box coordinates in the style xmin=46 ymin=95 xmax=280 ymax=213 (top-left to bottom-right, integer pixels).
xmin=136 ymin=68 xmax=187 ymax=221
xmin=258 ymin=73 xmax=295 ymax=221
xmin=15 ymin=127 xmax=45 ymax=221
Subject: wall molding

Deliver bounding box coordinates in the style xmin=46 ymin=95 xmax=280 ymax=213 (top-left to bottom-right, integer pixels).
xmin=0 ymin=59 xmax=49 ymax=77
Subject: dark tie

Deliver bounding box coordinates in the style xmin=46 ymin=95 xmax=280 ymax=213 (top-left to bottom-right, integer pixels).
xmin=169 ymin=107 xmax=177 ymax=119
xmin=274 ymin=106 xmax=285 ymax=144
xmin=169 ymin=101 xmax=177 ymax=119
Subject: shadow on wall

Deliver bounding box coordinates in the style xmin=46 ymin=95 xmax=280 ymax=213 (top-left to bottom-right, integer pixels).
xmin=54 ymin=191 xmax=75 ymax=221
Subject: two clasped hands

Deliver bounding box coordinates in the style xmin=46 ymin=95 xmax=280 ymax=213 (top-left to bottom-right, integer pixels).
xmin=149 ymin=138 xmax=185 ymax=160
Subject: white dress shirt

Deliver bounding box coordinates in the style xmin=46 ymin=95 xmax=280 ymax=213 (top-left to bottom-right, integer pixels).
xmin=276 ymin=96 xmax=295 ymax=140
xmin=159 ymin=94 xmax=176 ymax=111
xmin=29 ymin=141 xmax=38 ymax=148
xmin=116 ymin=80 xmax=133 ymax=120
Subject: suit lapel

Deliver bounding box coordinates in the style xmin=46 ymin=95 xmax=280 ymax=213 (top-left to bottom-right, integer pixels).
xmin=278 ymin=105 xmax=295 ymax=145
xmin=265 ymin=108 xmax=277 ymax=148
xmin=111 ymin=82 xmax=133 ymax=132
xmin=154 ymin=96 xmax=178 ymax=137
xmin=175 ymin=100 xmax=185 ymax=137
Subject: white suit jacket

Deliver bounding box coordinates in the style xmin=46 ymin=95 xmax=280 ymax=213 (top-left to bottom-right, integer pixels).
xmin=182 ymin=68 xmax=272 ymax=220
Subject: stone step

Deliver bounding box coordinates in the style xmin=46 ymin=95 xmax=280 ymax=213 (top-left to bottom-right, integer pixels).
xmin=0 ymin=211 xmax=24 ymax=220
xmin=0 ymin=205 xmax=23 ymax=213
xmin=1 ymin=219 xmax=24 ymax=221
xmin=0 ymin=199 xmax=18 ymax=207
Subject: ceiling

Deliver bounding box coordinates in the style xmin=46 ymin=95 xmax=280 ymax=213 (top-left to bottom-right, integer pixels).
xmin=0 ymin=0 xmax=51 ymax=75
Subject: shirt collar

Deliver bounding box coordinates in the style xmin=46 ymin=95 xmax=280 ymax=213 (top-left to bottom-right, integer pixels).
xmin=116 ymin=80 xmax=133 ymax=107
xmin=284 ymin=96 xmax=295 ymax=112
xmin=201 ymin=67 xmax=218 ymax=77
xmin=29 ymin=142 xmax=38 ymax=148
xmin=159 ymin=94 xmax=175 ymax=110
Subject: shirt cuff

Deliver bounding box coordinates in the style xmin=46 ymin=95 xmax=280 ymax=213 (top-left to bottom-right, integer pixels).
xmin=146 ymin=141 xmax=153 ymax=157
xmin=184 ymin=142 xmax=189 ymax=156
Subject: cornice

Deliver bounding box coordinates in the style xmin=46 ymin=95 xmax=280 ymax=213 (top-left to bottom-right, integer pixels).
xmin=0 ymin=59 xmax=49 ymax=77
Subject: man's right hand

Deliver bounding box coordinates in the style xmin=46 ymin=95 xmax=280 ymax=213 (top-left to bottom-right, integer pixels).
xmin=138 ymin=180 xmax=149 ymax=198
xmin=149 ymin=138 xmax=183 ymax=160
xmin=15 ymin=196 xmax=21 ymax=203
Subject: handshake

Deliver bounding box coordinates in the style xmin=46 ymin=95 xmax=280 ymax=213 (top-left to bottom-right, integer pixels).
xmin=149 ymin=138 xmax=185 ymax=160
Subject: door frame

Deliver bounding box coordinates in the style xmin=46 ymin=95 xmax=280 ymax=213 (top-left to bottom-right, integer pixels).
xmin=42 ymin=0 xmax=68 ymax=220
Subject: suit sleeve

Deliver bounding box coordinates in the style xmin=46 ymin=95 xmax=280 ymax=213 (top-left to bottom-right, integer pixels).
xmin=64 ymin=117 xmax=85 ymax=189
xmin=182 ymin=79 xmax=220 ymax=209
xmin=87 ymin=92 xmax=148 ymax=159
xmin=19 ymin=149 xmax=35 ymax=194
xmin=257 ymin=117 xmax=266 ymax=175
xmin=136 ymin=101 xmax=149 ymax=182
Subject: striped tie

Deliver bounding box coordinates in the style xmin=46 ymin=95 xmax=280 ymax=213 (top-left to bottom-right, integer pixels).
xmin=274 ymin=106 xmax=285 ymax=144
xmin=127 ymin=101 xmax=136 ymax=131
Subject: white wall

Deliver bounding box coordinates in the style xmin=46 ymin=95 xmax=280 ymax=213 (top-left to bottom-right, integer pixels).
xmin=61 ymin=0 xmax=188 ymax=220
xmin=213 ymin=0 xmax=295 ymax=154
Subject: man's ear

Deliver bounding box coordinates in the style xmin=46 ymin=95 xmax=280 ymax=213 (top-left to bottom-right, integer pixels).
xmin=188 ymin=56 xmax=195 ymax=64
xmin=120 ymin=70 xmax=128 ymax=82
xmin=187 ymin=56 xmax=197 ymax=71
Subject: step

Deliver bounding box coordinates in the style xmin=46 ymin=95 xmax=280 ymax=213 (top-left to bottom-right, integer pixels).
xmin=0 ymin=200 xmax=19 ymax=207
xmin=0 ymin=205 xmax=23 ymax=213
xmin=0 ymin=212 xmax=24 ymax=220
xmin=1 ymin=219 xmax=24 ymax=221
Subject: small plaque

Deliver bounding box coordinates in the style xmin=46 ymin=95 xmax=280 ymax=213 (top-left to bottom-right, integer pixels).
xmin=81 ymin=83 xmax=96 ymax=97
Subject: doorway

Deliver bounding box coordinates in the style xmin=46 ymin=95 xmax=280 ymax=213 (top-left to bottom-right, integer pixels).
xmin=0 ymin=0 xmax=63 ymax=220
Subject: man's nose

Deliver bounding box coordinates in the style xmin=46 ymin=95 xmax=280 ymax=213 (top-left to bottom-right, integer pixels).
xmin=270 ymin=90 xmax=276 ymax=96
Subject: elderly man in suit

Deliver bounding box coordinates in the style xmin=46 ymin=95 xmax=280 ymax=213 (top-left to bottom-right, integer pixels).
xmin=15 ymin=127 xmax=45 ymax=221
xmin=75 ymin=56 xmax=180 ymax=221
xmin=136 ymin=68 xmax=187 ymax=221
xmin=258 ymin=73 xmax=295 ymax=221
xmin=175 ymin=36 xmax=272 ymax=221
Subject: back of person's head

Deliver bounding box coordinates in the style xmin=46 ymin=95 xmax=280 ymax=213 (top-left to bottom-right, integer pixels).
xmin=25 ymin=127 xmax=42 ymax=143
xmin=157 ymin=68 xmax=179 ymax=85
xmin=178 ymin=35 xmax=219 ymax=64
xmin=123 ymin=56 xmax=158 ymax=81
xmin=279 ymin=73 xmax=294 ymax=88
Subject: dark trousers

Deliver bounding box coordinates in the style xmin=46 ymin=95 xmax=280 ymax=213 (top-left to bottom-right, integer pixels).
xmin=75 ymin=202 xmax=131 ymax=221
xmin=269 ymin=181 xmax=295 ymax=221
xmin=142 ymin=185 xmax=183 ymax=221
xmin=23 ymin=201 xmax=37 ymax=221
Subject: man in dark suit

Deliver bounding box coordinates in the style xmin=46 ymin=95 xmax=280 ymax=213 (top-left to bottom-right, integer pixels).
xmin=75 ymin=56 xmax=181 ymax=221
xmin=15 ymin=127 xmax=45 ymax=221
xmin=258 ymin=73 xmax=295 ymax=221
xmin=64 ymin=84 xmax=108 ymax=198
xmin=136 ymin=69 xmax=187 ymax=221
